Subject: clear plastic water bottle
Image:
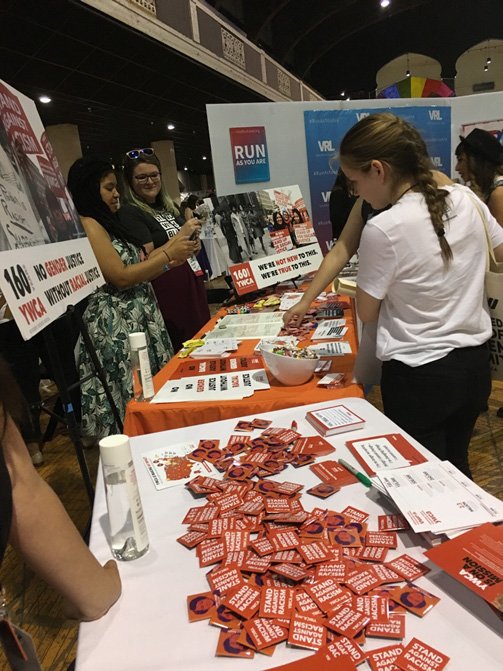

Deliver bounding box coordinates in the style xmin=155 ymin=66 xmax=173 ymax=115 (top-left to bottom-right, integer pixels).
xmin=99 ymin=434 xmax=149 ymax=561
xmin=129 ymin=332 xmax=155 ymax=401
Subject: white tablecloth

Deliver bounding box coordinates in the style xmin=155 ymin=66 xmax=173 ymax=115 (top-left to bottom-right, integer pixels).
xmin=76 ymin=398 xmax=503 ymax=671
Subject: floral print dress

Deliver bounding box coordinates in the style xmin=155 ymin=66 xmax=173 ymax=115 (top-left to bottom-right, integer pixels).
xmin=78 ymin=238 xmax=173 ymax=438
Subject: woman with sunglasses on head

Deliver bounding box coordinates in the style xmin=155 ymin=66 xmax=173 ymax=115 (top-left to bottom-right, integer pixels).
xmin=67 ymin=157 xmax=192 ymax=438
xmin=119 ymin=149 xmax=210 ymax=352
xmin=337 ymin=113 xmax=503 ymax=477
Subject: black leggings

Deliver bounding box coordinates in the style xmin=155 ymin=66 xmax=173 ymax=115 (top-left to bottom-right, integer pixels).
xmin=381 ymin=343 xmax=491 ymax=478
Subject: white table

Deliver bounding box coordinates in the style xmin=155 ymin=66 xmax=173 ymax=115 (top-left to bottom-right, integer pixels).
xmin=76 ymin=398 xmax=503 ymax=671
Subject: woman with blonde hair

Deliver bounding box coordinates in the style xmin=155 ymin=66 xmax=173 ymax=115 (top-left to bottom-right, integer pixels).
xmin=338 ymin=113 xmax=503 ymax=477
xmin=119 ymin=149 xmax=210 ymax=351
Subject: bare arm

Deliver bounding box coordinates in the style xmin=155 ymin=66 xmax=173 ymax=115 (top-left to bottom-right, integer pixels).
xmin=283 ymin=198 xmax=365 ymax=325
xmin=82 ymin=217 xmax=198 ymax=290
xmin=355 ymin=287 xmax=381 ymax=323
xmin=488 ymin=187 xmax=503 ymax=227
xmin=4 ymin=414 xmax=121 ymax=621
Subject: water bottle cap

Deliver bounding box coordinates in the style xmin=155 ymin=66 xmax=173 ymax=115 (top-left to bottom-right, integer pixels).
xmin=129 ymin=332 xmax=147 ymax=350
xmin=99 ymin=434 xmax=132 ymax=466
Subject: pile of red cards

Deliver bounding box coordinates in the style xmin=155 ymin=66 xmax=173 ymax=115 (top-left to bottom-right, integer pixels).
xmin=178 ymin=423 xmax=446 ymax=667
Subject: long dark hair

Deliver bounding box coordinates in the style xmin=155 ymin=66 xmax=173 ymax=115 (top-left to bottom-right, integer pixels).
xmin=455 ymin=144 xmax=503 ymax=202
xmin=340 ymin=113 xmax=452 ymax=263
xmin=67 ymin=157 xmax=119 ymax=236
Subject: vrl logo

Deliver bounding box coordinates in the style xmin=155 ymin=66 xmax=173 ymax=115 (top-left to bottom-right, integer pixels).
xmin=356 ymin=112 xmax=369 ymax=121
xmin=488 ymin=297 xmax=499 ymax=309
xmin=429 ymin=110 xmax=443 ymax=121
xmin=431 ymin=156 xmax=442 ymax=166
xmin=317 ymin=140 xmax=335 ymax=152
xmin=321 ymin=191 xmax=331 ymax=203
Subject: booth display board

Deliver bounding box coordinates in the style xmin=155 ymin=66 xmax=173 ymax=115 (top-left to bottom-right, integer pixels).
xmin=0 ymin=80 xmax=104 ymax=339
xmin=304 ymin=106 xmax=452 ymax=251
xmin=203 ymin=184 xmax=322 ymax=295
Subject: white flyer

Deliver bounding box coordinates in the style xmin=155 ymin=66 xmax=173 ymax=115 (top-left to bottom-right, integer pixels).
xmin=348 ymin=436 xmax=411 ymax=472
xmin=308 ymin=341 xmax=352 ymax=356
xmin=311 ymin=319 xmax=348 ymax=340
xmin=377 ymin=461 xmax=503 ymax=533
xmin=142 ymin=442 xmax=219 ymax=490
xmin=279 ymin=292 xmax=304 ymax=311
xmin=151 ymin=369 xmax=270 ymax=403
xmin=206 ymin=313 xmax=284 ymax=340
xmin=189 ymin=338 xmax=240 ymax=357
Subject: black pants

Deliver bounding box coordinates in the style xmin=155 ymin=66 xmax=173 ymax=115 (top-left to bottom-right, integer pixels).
xmin=381 ymin=343 xmax=491 ymax=478
xmin=0 ymin=316 xmax=81 ymax=443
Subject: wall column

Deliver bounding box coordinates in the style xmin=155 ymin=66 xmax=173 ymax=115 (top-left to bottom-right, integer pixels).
xmin=45 ymin=124 xmax=82 ymax=181
xmin=151 ymin=139 xmax=180 ymax=203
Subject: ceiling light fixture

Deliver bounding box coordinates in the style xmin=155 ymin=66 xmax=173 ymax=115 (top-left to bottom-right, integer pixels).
xmin=340 ymin=90 xmax=345 ymax=97
xmin=406 ymin=69 xmax=411 ymax=77
xmin=38 ymin=95 xmax=51 ymax=103
xmin=202 ymin=156 xmax=207 ymax=160
xmin=183 ymin=166 xmax=188 ymax=171
xmin=167 ymin=123 xmax=175 ymax=130
xmin=380 ymin=0 xmax=390 ymax=8
xmin=484 ymin=64 xmax=489 ymax=72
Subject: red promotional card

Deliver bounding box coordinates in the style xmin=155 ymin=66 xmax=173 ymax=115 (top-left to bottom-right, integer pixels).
xmin=366 ymin=531 xmax=398 ymax=549
xmin=307 ymin=483 xmax=340 ymax=499
xmin=243 ymin=550 xmax=271 ymax=574
xmin=395 ymin=638 xmax=450 ymax=671
xmin=182 ymin=504 xmax=219 ymax=525
xmin=216 ymin=629 xmax=255 ymax=658
xmin=244 ymin=617 xmax=288 ymax=650
xmin=235 ymin=420 xmax=254 ymax=432
xmin=209 ymin=602 xmax=243 ymax=629
xmin=359 ymin=546 xmax=390 ymax=563
xmin=330 ymin=527 xmax=363 ymax=548
xmin=288 ymin=613 xmax=326 ymax=650
xmin=345 ymin=433 xmax=427 ymax=476
xmin=298 ymin=541 xmax=333 ymax=564
xmin=223 ymin=529 xmax=249 ymax=553
xmin=264 ymin=497 xmax=293 ymax=514
xmin=262 ymin=649 xmax=346 ymax=671
xmin=366 ymin=613 xmax=405 ymax=640
xmin=371 ymin=564 xmax=402 ymax=585
xmin=222 ymin=583 xmax=262 ymax=619
xmin=368 ymin=587 xmax=406 ymax=614
xmin=294 ymin=589 xmax=324 ymax=616
xmin=326 ymin=602 xmax=370 ymax=638
xmin=207 ymin=564 xmax=243 ymax=595
xmin=424 ymin=522 xmax=503 ymax=612
xmin=353 ymin=594 xmax=389 ymax=622
xmin=315 ymin=561 xmax=346 ymax=582
xmin=275 ymin=562 xmax=310 ymax=582
xmin=251 ymin=536 xmax=275 ymax=556
xmin=387 ymin=555 xmax=430 ymax=581
xmin=177 ymin=530 xmax=207 ymax=549
xmin=252 ymin=418 xmax=272 ymax=429
xmin=310 ymin=461 xmax=358 ymax=487
xmin=305 ymin=579 xmax=353 ymax=613
xmin=187 ymin=591 xmax=217 ymax=621
xmin=366 ymin=644 xmax=405 ymax=671
xmin=341 ymin=506 xmax=370 ymax=524
xmin=213 ymin=491 xmax=244 ymax=513
xmin=322 ymin=637 xmax=366 ymax=666
xmin=197 ymin=439 xmax=220 ymax=451
xmin=259 ymin=586 xmax=295 ymax=619
xmin=275 ymin=481 xmax=304 ymax=496
xmin=378 ymin=514 xmax=410 ymax=532
xmin=197 ymin=539 xmax=225 ymax=567
xmin=293 ymin=436 xmax=336 ymax=457
xmin=268 ymin=528 xmax=300 ymax=551
xmin=344 ymin=566 xmax=382 ymax=595
xmin=388 ymin=583 xmax=440 ymax=617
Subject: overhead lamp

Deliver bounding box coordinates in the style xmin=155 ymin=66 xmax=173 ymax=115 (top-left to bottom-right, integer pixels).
xmin=484 ymin=64 xmax=489 ymax=72
xmin=346 ymin=96 xmax=351 ymax=101
xmin=406 ymin=69 xmax=411 ymax=77
xmin=380 ymin=0 xmax=390 ymax=8
xmin=340 ymin=90 xmax=345 ymax=97
xmin=38 ymin=95 xmax=51 ymax=103
xmin=487 ymin=56 xmax=492 ymax=64
xmin=202 ymin=156 xmax=207 ymax=160
xmin=184 ymin=166 xmax=188 ymax=171
xmin=167 ymin=123 xmax=175 ymax=130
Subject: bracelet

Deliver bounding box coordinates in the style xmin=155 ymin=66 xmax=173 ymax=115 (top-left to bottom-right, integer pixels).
xmin=162 ymin=249 xmax=172 ymax=272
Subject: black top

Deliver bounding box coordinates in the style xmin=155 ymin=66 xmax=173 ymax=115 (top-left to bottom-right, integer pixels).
xmin=117 ymin=203 xmax=181 ymax=249
xmin=329 ymin=187 xmax=357 ymax=239
xmin=0 ymin=440 xmax=12 ymax=564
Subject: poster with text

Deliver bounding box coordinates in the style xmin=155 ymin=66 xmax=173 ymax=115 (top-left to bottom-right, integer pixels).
xmin=202 ymin=184 xmax=322 ymax=295
xmin=304 ymin=106 xmax=452 ymax=253
xmin=0 ymin=79 xmax=104 ymax=339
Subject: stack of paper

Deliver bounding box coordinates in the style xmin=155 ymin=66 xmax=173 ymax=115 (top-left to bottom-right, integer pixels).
xmin=152 ymin=369 xmax=270 ymax=403
xmin=206 ymin=313 xmax=284 ymax=340
xmin=311 ymin=319 xmax=348 ymax=341
xmin=189 ymin=338 xmax=240 ymax=357
xmin=374 ymin=461 xmax=503 ymax=539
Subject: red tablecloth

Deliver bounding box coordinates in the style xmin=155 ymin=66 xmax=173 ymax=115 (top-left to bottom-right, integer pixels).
xmin=123 ymin=299 xmax=363 ymax=435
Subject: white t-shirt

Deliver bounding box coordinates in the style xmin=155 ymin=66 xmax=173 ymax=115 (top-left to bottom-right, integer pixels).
xmin=357 ymin=184 xmax=503 ymax=366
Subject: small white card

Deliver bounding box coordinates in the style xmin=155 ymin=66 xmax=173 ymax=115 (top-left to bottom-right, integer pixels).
xmin=142 ymin=442 xmax=218 ymax=489
xmin=308 ymin=341 xmax=352 ymax=356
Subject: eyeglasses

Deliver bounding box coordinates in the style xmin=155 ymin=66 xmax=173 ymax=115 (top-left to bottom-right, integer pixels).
xmin=134 ymin=171 xmax=161 ymax=183
xmin=125 ymin=147 xmax=155 ymax=159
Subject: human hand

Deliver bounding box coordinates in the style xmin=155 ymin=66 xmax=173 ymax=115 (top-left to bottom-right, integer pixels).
xmin=179 ymin=218 xmax=201 ymax=239
xmin=283 ymin=299 xmax=309 ymax=327
xmin=164 ymin=234 xmax=199 ymax=265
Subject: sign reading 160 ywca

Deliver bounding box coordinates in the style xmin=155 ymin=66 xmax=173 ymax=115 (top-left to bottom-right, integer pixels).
xmin=0 ymin=79 xmax=104 ymax=340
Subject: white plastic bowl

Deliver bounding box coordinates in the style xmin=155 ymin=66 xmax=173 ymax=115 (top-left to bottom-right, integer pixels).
xmin=261 ymin=348 xmax=319 ymax=386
